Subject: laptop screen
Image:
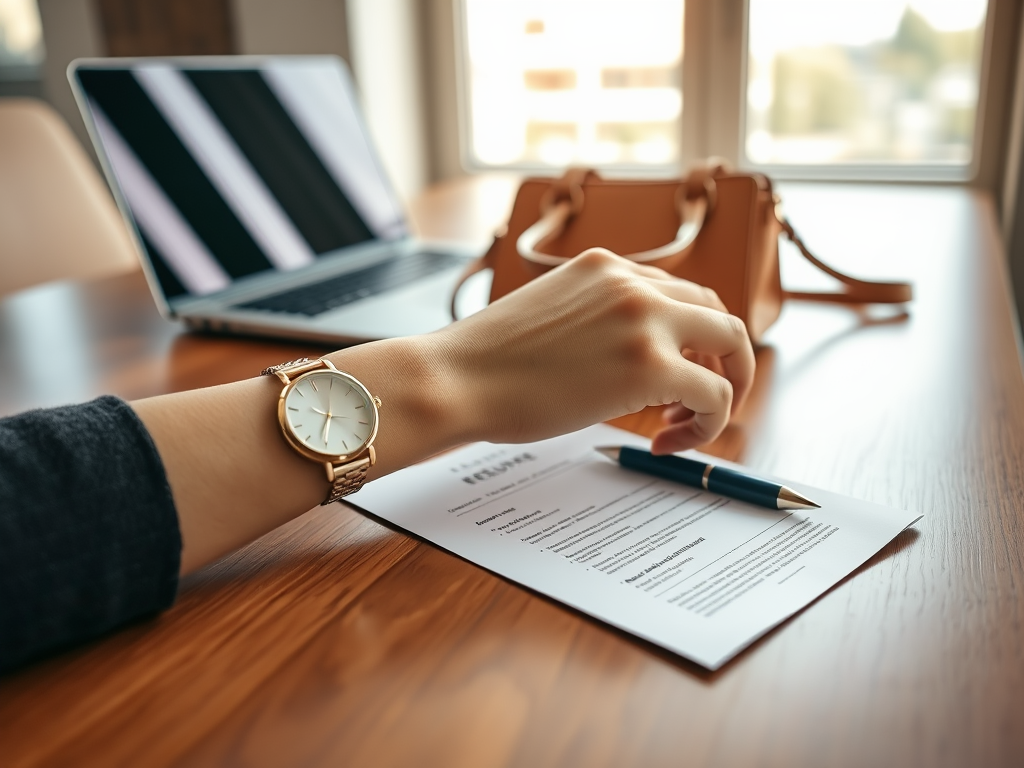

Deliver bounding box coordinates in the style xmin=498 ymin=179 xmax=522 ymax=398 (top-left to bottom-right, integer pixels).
xmin=73 ymin=58 xmax=408 ymax=301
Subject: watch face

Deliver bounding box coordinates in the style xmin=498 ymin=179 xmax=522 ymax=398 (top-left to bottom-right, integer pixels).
xmin=282 ymin=370 xmax=376 ymax=458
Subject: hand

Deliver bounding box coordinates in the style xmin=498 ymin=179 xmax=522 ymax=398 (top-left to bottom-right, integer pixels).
xmin=428 ymin=248 xmax=755 ymax=454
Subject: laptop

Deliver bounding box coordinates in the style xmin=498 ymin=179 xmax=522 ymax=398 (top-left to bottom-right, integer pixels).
xmin=69 ymin=56 xmax=482 ymax=344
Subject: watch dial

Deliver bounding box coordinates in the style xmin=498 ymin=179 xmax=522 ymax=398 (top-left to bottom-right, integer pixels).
xmin=283 ymin=371 xmax=375 ymax=456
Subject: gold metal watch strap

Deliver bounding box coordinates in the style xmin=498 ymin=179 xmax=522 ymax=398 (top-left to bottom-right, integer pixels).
xmin=261 ymin=357 xmax=337 ymax=383
xmin=323 ymin=454 xmax=373 ymax=505
xmin=261 ymin=357 xmax=312 ymax=377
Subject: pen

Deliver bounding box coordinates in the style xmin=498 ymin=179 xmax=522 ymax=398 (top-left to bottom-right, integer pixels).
xmin=595 ymin=445 xmax=820 ymax=511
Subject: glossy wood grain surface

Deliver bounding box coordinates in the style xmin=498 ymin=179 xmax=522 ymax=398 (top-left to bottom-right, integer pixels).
xmin=1 ymin=178 xmax=1023 ymax=768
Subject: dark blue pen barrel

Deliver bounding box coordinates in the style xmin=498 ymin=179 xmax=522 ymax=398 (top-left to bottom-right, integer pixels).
xmin=706 ymin=466 xmax=779 ymax=508
xmin=616 ymin=447 xmax=783 ymax=509
xmin=620 ymin=447 xmax=708 ymax=487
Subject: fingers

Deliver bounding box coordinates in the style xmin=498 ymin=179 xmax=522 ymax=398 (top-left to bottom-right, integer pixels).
xmin=576 ymin=248 xmax=728 ymax=313
xmin=650 ymin=357 xmax=735 ymax=454
xmin=584 ymin=247 xmax=753 ymax=424
xmin=682 ymin=350 xmax=725 ymax=377
xmin=669 ymin=303 xmax=755 ymax=416
xmin=662 ymin=401 xmax=694 ymax=423
xmin=617 ymin=262 xmax=728 ymax=313
xmin=651 ymin=419 xmax=712 ymax=454
xmin=648 ymin=277 xmax=728 ymax=313
xmin=568 ymin=248 xmax=754 ymax=450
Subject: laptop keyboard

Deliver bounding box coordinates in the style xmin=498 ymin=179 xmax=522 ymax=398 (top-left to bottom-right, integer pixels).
xmin=235 ymin=251 xmax=465 ymax=317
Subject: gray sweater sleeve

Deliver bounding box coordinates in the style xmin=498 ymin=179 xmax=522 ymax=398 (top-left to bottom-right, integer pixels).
xmin=0 ymin=396 xmax=181 ymax=673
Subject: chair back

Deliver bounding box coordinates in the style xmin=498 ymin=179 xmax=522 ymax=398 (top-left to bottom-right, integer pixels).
xmin=0 ymin=98 xmax=137 ymax=297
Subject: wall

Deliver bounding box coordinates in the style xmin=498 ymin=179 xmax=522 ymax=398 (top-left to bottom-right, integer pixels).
xmin=421 ymin=0 xmax=462 ymax=182
xmin=36 ymin=0 xmax=105 ymax=150
xmin=95 ymin=0 xmax=234 ymax=56
xmin=232 ymin=0 xmax=349 ymax=60
xmin=972 ymin=0 xmax=1023 ymax=202
xmin=345 ymin=0 xmax=430 ymax=202
xmin=1004 ymin=5 xmax=1024 ymax=340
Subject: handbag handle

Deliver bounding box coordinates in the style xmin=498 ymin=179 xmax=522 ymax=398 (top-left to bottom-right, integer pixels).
xmin=449 ymin=169 xmax=715 ymax=320
xmin=449 ymin=231 xmax=502 ymax=320
xmin=516 ymin=168 xmax=716 ymax=268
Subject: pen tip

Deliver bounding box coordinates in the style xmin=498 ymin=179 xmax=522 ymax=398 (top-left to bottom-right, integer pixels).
xmin=778 ymin=486 xmax=821 ymax=510
xmin=595 ymin=445 xmax=621 ymax=462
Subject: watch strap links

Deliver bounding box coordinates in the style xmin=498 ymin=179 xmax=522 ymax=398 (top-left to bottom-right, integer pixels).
xmin=261 ymin=357 xmax=336 ymax=383
xmin=323 ymin=454 xmax=372 ymax=505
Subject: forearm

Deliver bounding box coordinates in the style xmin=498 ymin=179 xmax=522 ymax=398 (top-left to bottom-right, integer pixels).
xmin=133 ymin=250 xmax=754 ymax=577
xmin=133 ymin=336 xmax=469 ymax=575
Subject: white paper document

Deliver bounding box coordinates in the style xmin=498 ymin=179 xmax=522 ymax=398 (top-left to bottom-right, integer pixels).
xmin=350 ymin=424 xmax=922 ymax=670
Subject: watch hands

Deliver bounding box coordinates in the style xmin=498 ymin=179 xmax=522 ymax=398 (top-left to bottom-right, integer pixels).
xmin=311 ymin=404 xmax=349 ymax=421
xmin=322 ymin=411 xmax=332 ymax=445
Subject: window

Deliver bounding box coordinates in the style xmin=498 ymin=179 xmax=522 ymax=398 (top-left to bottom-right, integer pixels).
xmin=0 ymin=0 xmax=44 ymax=73
xmin=454 ymin=0 xmax=996 ymax=181
xmin=745 ymin=0 xmax=988 ymax=171
xmin=458 ymin=0 xmax=685 ymax=171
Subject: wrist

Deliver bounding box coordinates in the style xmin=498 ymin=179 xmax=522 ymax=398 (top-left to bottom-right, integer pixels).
xmin=323 ymin=335 xmax=476 ymax=477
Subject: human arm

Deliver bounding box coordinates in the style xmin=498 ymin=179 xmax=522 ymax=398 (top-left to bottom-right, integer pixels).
xmin=0 ymin=397 xmax=179 ymax=672
xmin=0 ymin=250 xmax=752 ymax=671
xmin=135 ymin=249 xmax=755 ymax=575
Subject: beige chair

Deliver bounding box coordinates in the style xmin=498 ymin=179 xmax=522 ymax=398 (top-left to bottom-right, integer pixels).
xmin=0 ymin=98 xmax=138 ymax=297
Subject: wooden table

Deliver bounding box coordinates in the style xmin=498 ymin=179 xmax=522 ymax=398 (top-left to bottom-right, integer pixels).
xmin=1 ymin=178 xmax=1023 ymax=768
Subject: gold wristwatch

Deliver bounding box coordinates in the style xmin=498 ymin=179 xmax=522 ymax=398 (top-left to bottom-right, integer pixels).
xmin=262 ymin=357 xmax=381 ymax=505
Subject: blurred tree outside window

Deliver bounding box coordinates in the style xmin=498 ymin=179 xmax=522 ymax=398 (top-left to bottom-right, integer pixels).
xmin=746 ymin=0 xmax=988 ymax=166
xmin=0 ymin=0 xmax=44 ymax=73
xmin=461 ymin=0 xmax=684 ymax=169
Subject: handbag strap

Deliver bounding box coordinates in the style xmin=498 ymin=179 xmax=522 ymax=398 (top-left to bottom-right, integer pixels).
xmin=516 ymin=168 xmax=716 ymax=266
xmin=779 ymin=217 xmax=913 ymax=304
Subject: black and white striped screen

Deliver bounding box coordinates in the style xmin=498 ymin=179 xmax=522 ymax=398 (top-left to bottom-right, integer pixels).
xmin=76 ymin=60 xmax=407 ymax=300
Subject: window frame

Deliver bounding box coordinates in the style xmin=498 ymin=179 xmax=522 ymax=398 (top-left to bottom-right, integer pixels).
xmin=449 ymin=0 xmax=1009 ymax=185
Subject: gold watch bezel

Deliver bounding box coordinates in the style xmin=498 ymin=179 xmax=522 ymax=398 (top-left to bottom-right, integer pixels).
xmin=276 ymin=367 xmax=380 ymax=464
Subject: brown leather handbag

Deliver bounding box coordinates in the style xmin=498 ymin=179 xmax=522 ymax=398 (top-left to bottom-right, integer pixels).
xmin=452 ymin=165 xmax=912 ymax=343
